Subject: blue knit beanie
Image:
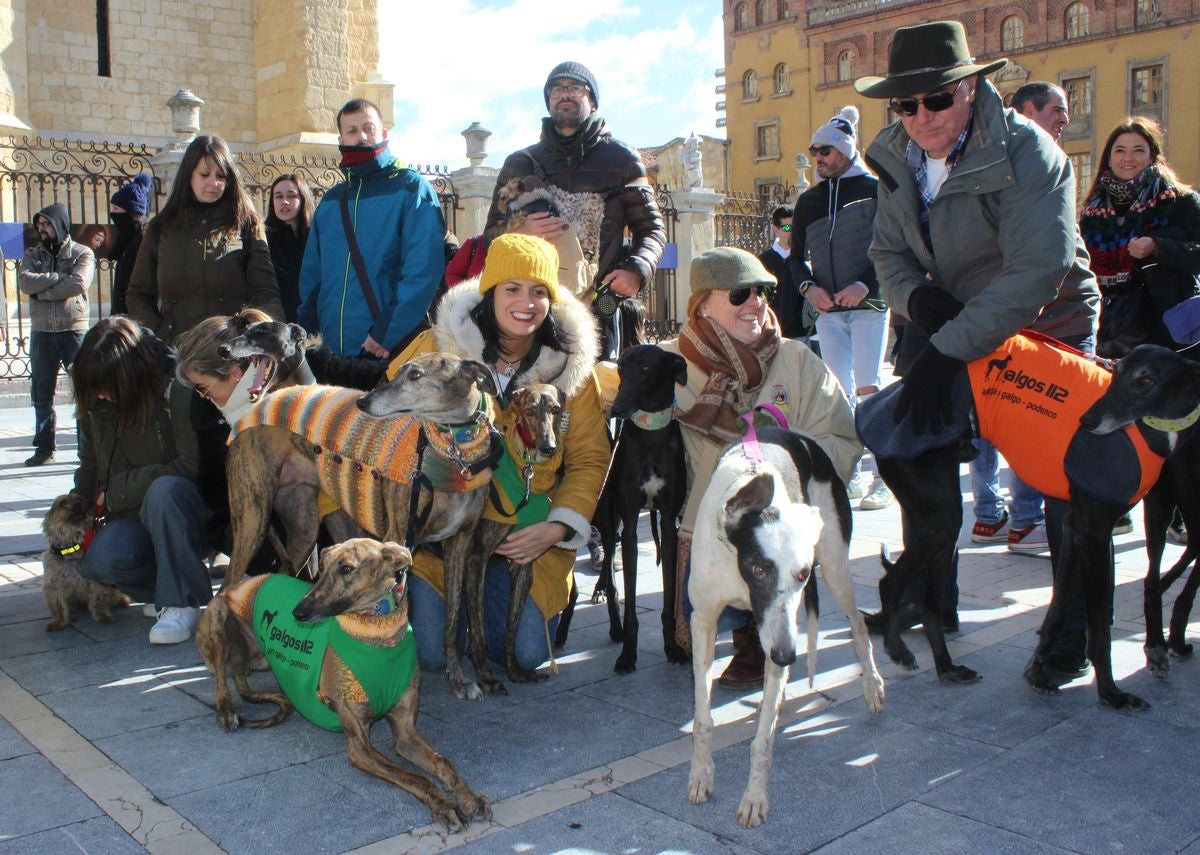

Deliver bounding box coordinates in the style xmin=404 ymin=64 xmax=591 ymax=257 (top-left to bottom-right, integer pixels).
xmin=110 ymin=173 xmax=152 ymax=217
xmin=544 ymin=61 xmax=599 ymax=110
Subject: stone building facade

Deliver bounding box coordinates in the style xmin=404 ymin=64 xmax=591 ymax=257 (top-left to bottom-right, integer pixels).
xmin=721 ymin=0 xmax=1200 ymax=199
xmin=0 ymin=0 xmax=391 ymax=154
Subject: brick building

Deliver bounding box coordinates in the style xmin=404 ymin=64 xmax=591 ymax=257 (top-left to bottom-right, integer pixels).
xmin=721 ymin=0 xmax=1200 ymax=201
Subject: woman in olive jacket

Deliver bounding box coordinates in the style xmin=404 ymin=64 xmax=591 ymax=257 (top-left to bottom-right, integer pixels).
xmin=127 ymin=135 xmax=282 ymax=342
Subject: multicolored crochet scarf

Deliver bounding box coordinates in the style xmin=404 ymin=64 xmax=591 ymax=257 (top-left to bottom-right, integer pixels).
xmin=676 ymin=313 xmax=780 ymax=444
xmin=1080 ymin=165 xmax=1177 ymax=279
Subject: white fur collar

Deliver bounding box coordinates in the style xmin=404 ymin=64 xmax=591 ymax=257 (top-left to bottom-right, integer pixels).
xmin=433 ymin=277 xmax=599 ymax=398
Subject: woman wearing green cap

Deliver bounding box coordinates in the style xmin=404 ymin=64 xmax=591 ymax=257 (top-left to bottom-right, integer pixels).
xmin=662 ymin=246 xmax=861 ymax=688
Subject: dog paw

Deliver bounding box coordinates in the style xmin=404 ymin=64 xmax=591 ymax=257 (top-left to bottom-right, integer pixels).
xmin=884 ymin=640 xmax=917 ymax=671
xmin=450 ymin=680 xmax=485 ymax=701
xmin=664 ymin=644 xmax=691 ymax=665
xmin=736 ymin=791 xmax=768 ymax=828
xmin=614 ymin=653 xmax=637 ymax=674
xmin=687 ymin=763 xmax=714 ymax=804
xmin=480 ymin=677 xmax=509 ymax=696
xmin=44 ymin=619 xmax=67 ymax=632
xmin=460 ymin=793 xmax=493 ymax=823
xmin=937 ymin=665 xmax=981 ymax=684
xmin=1145 ymin=643 xmax=1170 ymax=679
xmin=1022 ymin=662 xmax=1060 ymax=695
xmin=1168 ymin=639 xmax=1193 ymax=658
xmin=431 ymin=799 xmax=466 ymax=833
xmin=216 ymin=710 xmax=240 ymax=732
xmin=506 ymin=666 xmax=547 ymax=683
xmin=1100 ymin=689 xmax=1150 ymax=711
xmin=863 ymin=675 xmax=886 ymax=713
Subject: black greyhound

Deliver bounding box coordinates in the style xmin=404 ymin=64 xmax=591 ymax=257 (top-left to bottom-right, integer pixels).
xmin=875 ymin=344 xmax=1200 ymax=710
xmin=571 ymin=344 xmax=690 ymax=673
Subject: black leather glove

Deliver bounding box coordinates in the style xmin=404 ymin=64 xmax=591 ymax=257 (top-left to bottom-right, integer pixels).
xmin=907 ymin=286 xmax=964 ymax=335
xmin=893 ymin=345 xmax=965 ymax=435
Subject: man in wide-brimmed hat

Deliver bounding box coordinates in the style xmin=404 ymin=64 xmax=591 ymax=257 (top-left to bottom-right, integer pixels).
xmin=854 ymin=21 xmax=1100 ymax=680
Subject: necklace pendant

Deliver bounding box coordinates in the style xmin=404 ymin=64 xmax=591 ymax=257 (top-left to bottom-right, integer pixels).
xmin=502 ymin=363 xmax=516 ymax=377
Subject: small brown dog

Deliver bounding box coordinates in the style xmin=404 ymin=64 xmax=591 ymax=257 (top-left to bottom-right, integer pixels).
xmin=196 ymin=538 xmax=491 ymax=831
xmin=41 ymin=493 xmax=129 ymax=631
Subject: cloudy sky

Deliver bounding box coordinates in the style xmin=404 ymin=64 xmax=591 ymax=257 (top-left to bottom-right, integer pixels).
xmin=376 ymin=0 xmax=726 ymax=170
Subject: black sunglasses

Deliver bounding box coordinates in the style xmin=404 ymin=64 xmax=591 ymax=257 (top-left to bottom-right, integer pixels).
xmin=808 ymin=145 xmax=833 ymax=157
xmin=728 ymin=284 xmax=774 ymax=306
xmin=889 ymin=79 xmax=964 ymax=118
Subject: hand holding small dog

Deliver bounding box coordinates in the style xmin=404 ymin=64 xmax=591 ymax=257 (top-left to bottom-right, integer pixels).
xmin=510 ymin=210 xmax=567 ymax=239
xmin=495 ymin=521 xmax=568 ymax=565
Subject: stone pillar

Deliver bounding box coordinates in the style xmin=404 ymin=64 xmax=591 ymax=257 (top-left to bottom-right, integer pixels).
xmin=670 ymin=188 xmax=725 ymax=320
xmin=0 ymin=0 xmax=31 ymax=134
xmin=449 ymin=122 xmax=499 ymax=239
xmin=150 ymin=90 xmax=204 ymax=201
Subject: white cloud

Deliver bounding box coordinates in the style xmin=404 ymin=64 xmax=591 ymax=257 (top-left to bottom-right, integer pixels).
xmin=376 ymin=0 xmax=724 ymax=168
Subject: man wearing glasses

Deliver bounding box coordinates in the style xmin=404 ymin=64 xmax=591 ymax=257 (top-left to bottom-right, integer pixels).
xmin=484 ymin=61 xmax=665 ymax=361
xmin=789 ymin=106 xmax=891 ymax=509
xmin=855 ymin=22 xmax=1098 ymax=675
xmin=757 ymin=205 xmax=812 ymax=343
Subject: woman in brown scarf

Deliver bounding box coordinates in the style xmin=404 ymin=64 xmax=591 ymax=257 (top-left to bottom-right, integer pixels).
xmin=661 ymin=247 xmax=860 ymax=687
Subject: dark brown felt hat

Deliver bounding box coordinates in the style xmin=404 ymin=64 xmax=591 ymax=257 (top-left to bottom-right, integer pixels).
xmin=854 ymin=21 xmax=1007 ymax=99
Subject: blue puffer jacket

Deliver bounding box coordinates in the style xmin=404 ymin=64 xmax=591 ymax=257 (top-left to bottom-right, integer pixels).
xmin=299 ymin=151 xmax=445 ymax=355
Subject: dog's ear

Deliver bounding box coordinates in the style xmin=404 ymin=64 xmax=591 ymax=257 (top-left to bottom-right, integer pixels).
xmin=380 ymin=541 xmax=412 ymax=571
xmin=460 ymin=359 xmax=499 ymax=397
xmin=669 ymin=352 xmax=688 ymax=386
xmin=288 ymin=323 xmax=307 ymax=344
xmin=725 ymin=473 xmax=775 ymax=520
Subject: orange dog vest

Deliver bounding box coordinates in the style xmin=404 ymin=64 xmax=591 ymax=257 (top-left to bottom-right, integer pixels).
xmin=967 ymin=333 xmax=1163 ymax=504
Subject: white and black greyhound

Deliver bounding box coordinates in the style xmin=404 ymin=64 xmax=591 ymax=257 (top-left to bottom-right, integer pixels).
xmin=687 ymin=424 xmax=885 ymax=827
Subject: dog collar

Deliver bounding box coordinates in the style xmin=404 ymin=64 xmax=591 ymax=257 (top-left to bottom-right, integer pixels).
xmin=630 ymin=405 xmax=673 ymax=431
xmin=356 ymin=581 xmax=403 ymax=617
xmin=1144 ymin=402 xmax=1200 ymax=433
xmin=50 ymin=541 xmax=84 ymax=557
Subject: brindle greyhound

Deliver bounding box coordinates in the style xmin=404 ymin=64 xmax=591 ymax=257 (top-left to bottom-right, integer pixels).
xmin=460 ymin=382 xmax=564 ymax=684
xmin=225 ymin=352 xmax=505 ymax=700
xmin=196 ymin=538 xmax=492 ymax=831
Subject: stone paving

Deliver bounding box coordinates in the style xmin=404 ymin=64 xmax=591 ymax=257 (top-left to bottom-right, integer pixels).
xmin=1 ymin=398 xmax=1199 ymax=854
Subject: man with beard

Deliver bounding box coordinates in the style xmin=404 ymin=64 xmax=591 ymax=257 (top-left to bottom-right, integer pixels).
xmin=484 ymin=62 xmax=665 ymax=361
xmin=18 ymin=203 xmax=95 ymax=466
xmin=299 ymin=99 xmax=445 ymax=357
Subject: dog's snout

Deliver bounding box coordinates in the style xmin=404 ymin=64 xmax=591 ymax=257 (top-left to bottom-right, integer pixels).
xmin=769 ymin=645 xmax=797 ymax=667
xmin=293 ymin=598 xmax=314 ymax=622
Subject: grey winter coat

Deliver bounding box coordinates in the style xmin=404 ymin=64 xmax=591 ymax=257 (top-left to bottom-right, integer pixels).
xmin=18 ymin=204 xmax=94 ymax=333
xmin=866 ymin=81 xmax=1099 ymax=362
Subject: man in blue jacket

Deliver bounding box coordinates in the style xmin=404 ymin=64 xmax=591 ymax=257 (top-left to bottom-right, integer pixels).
xmin=299 ymin=99 xmax=445 ymax=357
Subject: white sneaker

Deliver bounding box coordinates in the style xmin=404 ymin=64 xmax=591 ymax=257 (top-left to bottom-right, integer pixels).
xmin=148 ymin=607 xmax=202 ymax=645
xmin=847 ymin=473 xmax=870 ymax=500
xmin=859 ymin=479 xmax=893 ymax=510
xmin=1008 ymin=522 xmax=1050 ymax=555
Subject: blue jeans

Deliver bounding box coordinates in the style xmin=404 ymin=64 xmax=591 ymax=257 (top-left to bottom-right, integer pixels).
xmin=968 ymin=333 xmax=1096 ymax=527
xmin=816 ymin=308 xmax=890 ymax=479
xmin=407 ymin=556 xmax=560 ymax=673
xmin=30 ymin=330 xmax=84 ymax=453
xmin=79 ymin=476 xmax=213 ymax=609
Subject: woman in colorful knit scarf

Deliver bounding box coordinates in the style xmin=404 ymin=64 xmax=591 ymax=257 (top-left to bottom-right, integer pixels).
xmin=1080 ymin=117 xmax=1200 ymax=359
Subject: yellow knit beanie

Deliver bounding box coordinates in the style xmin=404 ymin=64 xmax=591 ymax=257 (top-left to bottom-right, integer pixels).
xmin=479 ymin=233 xmax=561 ymax=302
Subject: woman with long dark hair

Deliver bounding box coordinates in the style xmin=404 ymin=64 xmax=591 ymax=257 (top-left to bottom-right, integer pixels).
xmin=72 ymin=316 xmax=213 ymax=645
xmin=127 ymin=134 xmax=283 ymax=341
xmin=1081 ymin=117 xmax=1200 ymax=359
xmin=265 ymin=173 xmax=315 ymax=322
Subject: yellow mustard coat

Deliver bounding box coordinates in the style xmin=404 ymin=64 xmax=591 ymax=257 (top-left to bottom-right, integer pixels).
xmin=386 ymin=280 xmax=610 ymax=616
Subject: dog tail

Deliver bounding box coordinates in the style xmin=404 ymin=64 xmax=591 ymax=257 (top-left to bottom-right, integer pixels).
xmin=804 ymin=573 xmax=819 ymax=688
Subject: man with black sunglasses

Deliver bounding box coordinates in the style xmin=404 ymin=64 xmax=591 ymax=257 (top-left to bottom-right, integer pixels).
xmin=854 ymin=21 xmax=1099 ymax=674
xmin=789 ymin=106 xmax=891 ymax=509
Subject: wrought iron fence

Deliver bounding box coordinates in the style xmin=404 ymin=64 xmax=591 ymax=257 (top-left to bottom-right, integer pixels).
xmin=713 ymin=185 xmax=796 ymax=256
xmin=0 ymin=135 xmax=160 ymax=379
xmin=643 ymin=187 xmax=681 ymax=342
xmin=0 ymin=135 xmax=459 ymax=380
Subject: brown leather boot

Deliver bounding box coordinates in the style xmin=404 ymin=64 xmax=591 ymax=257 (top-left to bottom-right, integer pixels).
xmin=718 ymin=621 xmax=765 ymax=689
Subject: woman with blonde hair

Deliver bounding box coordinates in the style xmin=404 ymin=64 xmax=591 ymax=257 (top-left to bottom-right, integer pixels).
xmin=127 ymin=134 xmax=283 ymax=342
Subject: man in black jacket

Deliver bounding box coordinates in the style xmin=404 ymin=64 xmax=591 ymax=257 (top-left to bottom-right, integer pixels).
xmin=788 ymin=107 xmax=891 ymax=509
xmin=758 ymin=205 xmax=812 ymax=341
xmin=484 ymin=61 xmax=665 ymax=361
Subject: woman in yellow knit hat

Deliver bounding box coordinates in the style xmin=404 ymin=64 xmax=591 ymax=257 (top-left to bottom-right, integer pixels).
xmin=386 ymin=233 xmax=610 ymax=674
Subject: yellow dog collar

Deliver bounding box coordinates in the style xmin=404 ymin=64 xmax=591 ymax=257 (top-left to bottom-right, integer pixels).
xmin=1143 ymin=402 xmax=1200 ymax=433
